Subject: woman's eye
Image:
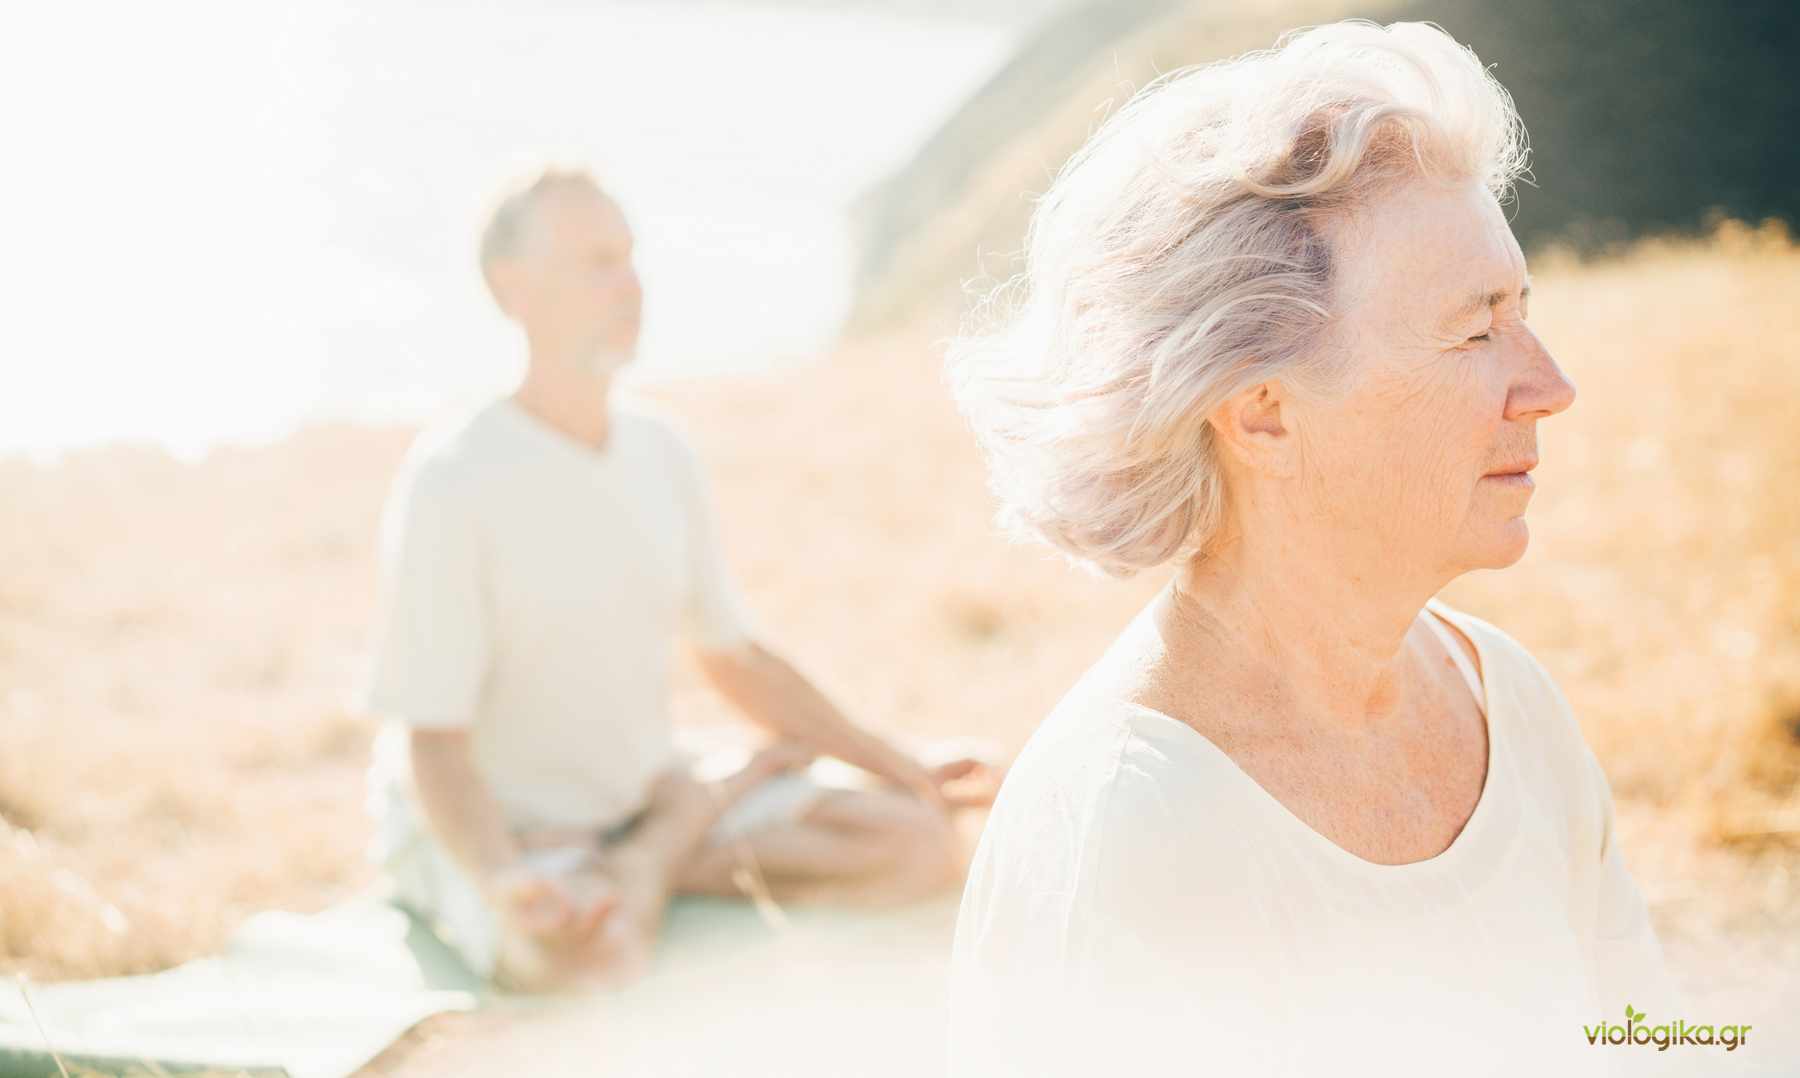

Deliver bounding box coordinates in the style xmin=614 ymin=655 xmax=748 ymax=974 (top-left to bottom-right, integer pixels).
xmin=1467 ymin=332 xmax=1492 ymax=344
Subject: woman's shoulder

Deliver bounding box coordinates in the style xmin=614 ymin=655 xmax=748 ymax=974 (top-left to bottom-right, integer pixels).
xmin=954 ymin=691 xmax=1278 ymax=1007
xmin=968 ymin=692 xmax=1262 ymax=910
xmin=1428 ymin=600 xmax=1577 ymax=719
xmin=1426 ymin=598 xmax=1601 ymax=798
xmin=1008 ymin=692 xmax=1248 ymax=816
xmin=1427 ymin=597 xmax=1570 ymax=687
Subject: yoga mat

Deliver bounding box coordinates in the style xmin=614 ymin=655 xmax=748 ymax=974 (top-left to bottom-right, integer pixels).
xmin=0 ymin=892 xmax=961 ymax=1078
xmin=0 ymin=892 xmax=483 ymax=1078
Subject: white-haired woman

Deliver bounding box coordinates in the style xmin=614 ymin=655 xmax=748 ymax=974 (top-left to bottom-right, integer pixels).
xmin=946 ymin=21 xmax=1690 ymax=1077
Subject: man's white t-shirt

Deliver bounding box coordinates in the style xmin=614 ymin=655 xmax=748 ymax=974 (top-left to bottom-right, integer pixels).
xmin=949 ymin=598 xmax=1692 ymax=1077
xmin=360 ymin=395 xmax=754 ymax=833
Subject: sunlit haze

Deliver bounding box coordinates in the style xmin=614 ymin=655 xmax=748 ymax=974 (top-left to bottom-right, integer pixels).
xmin=3 ymin=1 xmax=1016 ymax=459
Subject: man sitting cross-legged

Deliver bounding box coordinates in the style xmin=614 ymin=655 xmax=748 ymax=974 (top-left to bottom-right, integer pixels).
xmin=360 ymin=168 xmax=998 ymax=992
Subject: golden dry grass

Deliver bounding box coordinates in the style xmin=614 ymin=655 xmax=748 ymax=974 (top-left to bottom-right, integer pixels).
xmin=1 ymin=225 xmax=1796 ymax=1010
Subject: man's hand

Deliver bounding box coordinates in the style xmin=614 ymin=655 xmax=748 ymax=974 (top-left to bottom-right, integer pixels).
xmin=484 ymin=859 xmax=617 ymax=943
xmin=695 ymin=641 xmax=1007 ymax=812
xmin=883 ymin=750 xmax=1006 ymax=811
xmin=885 ymin=754 xmax=956 ymax=811
xmin=926 ymin=755 xmax=1005 ymax=809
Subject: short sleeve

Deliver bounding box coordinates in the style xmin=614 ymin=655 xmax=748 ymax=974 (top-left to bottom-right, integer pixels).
xmin=666 ymin=435 xmax=756 ymax=652
xmin=1583 ymin=746 xmax=1688 ymax=1023
xmin=1519 ymin=637 xmax=1688 ymax=1038
xmin=359 ymin=456 xmax=490 ymax=728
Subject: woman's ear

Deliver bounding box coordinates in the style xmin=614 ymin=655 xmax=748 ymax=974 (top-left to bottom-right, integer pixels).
xmin=1207 ymin=382 xmax=1298 ymax=478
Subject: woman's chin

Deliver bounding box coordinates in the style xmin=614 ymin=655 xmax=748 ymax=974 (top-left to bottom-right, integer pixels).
xmin=1473 ymin=518 xmax=1531 ymax=569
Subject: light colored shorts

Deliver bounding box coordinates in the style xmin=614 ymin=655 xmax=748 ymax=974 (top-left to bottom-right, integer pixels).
xmin=366 ymin=727 xmax=855 ymax=981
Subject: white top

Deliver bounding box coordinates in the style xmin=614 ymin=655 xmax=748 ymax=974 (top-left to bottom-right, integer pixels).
xmin=949 ymin=597 xmax=1687 ymax=1077
xmin=359 ymin=396 xmax=755 ymax=831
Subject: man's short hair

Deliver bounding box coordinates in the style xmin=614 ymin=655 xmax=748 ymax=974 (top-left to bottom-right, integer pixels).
xmin=478 ymin=168 xmax=603 ymax=271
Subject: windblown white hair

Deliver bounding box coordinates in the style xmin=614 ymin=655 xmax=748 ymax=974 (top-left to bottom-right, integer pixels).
xmin=946 ymin=20 xmax=1529 ymax=577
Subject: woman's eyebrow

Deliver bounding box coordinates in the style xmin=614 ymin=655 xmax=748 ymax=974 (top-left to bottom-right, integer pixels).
xmin=1438 ymin=280 xmax=1531 ymax=331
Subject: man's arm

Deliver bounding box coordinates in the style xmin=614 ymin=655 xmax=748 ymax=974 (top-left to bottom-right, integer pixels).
xmin=695 ymin=640 xmax=945 ymax=805
xmin=363 ymin=452 xmax=608 ymax=958
xmin=408 ymin=727 xmax=608 ymax=942
xmin=408 ymin=728 xmax=525 ymax=882
xmin=670 ymin=431 xmax=997 ymax=807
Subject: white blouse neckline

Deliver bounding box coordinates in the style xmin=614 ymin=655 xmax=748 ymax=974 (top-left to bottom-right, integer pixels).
xmin=1120 ymin=598 xmax=1518 ymax=883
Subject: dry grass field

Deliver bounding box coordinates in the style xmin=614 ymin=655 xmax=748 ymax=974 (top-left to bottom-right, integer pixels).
xmin=2 ymin=224 xmax=1796 ymax=1037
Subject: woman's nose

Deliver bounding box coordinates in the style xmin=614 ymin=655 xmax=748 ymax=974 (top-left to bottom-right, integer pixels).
xmin=1507 ymin=329 xmax=1577 ymax=420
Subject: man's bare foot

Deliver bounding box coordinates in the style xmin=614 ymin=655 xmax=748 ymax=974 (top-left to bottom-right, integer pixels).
xmin=721 ymin=740 xmax=816 ymax=798
xmin=653 ymin=740 xmax=813 ymax=834
xmin=607 ymin=743 xmax=812 ymax=912
xmin=494 ymin=744 xmax=816 ymax=993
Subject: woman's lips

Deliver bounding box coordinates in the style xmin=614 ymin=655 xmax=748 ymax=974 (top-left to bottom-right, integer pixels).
xmin=1483 ymin=471 xmax=1535 ymax=488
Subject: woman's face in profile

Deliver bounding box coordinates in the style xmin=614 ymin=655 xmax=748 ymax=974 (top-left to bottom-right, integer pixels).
xmin=1289 ymin=179 xmax=1577 ymax=576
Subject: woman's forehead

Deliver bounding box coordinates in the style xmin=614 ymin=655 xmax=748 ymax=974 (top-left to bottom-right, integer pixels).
xmin=1333 ymin=181 xmax=1528 ymax=335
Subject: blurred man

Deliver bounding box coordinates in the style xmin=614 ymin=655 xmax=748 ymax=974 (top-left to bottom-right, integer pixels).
xmin=361 ymin=169 xmax=997 ymax=992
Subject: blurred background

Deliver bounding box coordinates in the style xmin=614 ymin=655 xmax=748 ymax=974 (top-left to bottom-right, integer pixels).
xmin=2 ymin=0 xmax=1797 ymax=1074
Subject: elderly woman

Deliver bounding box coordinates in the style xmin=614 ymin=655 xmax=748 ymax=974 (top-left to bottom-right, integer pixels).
xmin=945 ymin=20 xmax=1690 ymax=1078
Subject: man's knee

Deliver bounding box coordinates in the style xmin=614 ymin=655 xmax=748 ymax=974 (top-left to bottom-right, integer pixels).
xmin=880 ymin=796 xmax=966 ymax=897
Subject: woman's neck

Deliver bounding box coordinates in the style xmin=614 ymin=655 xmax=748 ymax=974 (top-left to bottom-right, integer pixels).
xmin=1154 ymin=543 xmax=1442 ymax=737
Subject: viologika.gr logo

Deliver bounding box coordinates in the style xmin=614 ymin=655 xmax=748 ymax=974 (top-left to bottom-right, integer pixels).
xmin=1585 ymin=1002 xmax=1752 ymax=1052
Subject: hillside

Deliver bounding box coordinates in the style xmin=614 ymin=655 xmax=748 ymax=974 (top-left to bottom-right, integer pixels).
xmin=852 ymin=0 xmax=1800 ymax=326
